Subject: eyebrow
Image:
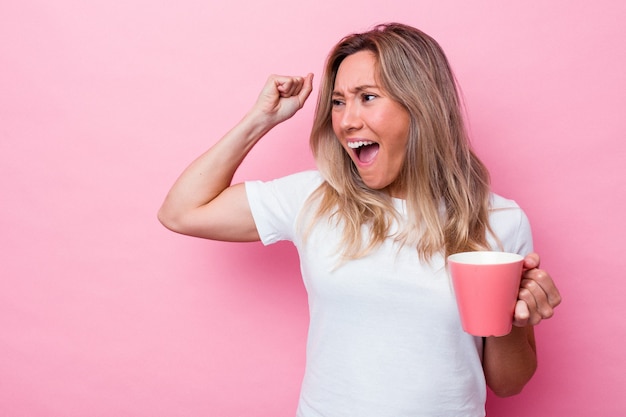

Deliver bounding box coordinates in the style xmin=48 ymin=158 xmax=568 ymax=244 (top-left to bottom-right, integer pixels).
xmin=332 ymin=84 xmax=380 ymax=96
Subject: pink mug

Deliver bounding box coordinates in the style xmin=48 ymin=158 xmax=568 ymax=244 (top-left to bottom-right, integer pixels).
xmin=448 ymin=251 xmax=524 ymax=337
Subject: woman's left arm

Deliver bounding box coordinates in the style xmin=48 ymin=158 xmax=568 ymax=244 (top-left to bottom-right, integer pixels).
xmin=482 ymin=253 xmax=562 ymax=397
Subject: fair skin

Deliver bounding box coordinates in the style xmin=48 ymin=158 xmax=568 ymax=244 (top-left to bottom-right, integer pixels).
xmin=158 ymin=73 xmax=313 ymax=242
xmin=158 ymin=58 xmax=561 ymax=397
xmin=331 ymin=51 xmax=411 ymax=198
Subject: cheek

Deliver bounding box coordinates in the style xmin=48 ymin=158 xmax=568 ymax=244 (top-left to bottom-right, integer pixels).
xmin=387 ymin=130 xmax=411 ymax=166
xmin=386 ymin=113 xmax=411 ymax=149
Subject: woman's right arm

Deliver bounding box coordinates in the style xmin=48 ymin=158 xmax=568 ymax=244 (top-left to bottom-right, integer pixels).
xmin=157 ymin=73 xmax=314 ymax=242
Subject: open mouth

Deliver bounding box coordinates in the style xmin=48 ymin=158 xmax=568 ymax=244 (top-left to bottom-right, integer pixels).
xmin=348 ymin=140 xmax=380 ymax=164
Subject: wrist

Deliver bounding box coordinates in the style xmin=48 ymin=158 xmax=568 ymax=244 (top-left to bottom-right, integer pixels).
xmin=230 ymin=110 xmax=276 ymax=147
xmin=241 ymin=108 xmax=279 ymax=135
xmin=487 ymin=325 xmax=536 ymax=355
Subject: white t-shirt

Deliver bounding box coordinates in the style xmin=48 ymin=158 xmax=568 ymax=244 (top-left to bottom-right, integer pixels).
xmin=245 ymin=171 xmax=533 ymax=417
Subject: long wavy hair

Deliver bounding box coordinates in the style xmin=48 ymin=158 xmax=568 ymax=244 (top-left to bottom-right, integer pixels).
xmin=306 ymin=23 xmax=494 ymax=261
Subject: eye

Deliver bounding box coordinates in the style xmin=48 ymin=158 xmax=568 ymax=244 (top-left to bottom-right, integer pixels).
xmin=331 ymin=98 xmax=344 ymax=107
xmin=361 ymin=93 xmax=377 ymax=102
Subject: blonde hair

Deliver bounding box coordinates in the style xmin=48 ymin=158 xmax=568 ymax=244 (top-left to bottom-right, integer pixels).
xmin=307 ymin=23 xmax=493 ymax=261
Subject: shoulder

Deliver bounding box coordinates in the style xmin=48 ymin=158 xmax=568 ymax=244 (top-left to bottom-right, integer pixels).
xmin=488 ymin=192 xmax=527 ymax=227
xmin=489 ymin=193 xmax=521 ymax=210
xmin=245 ymin=170 xmax=324 ymax=201
xmin=488 ymin=192 xmax=533 ymax=254
xmin=271 ymin=170 xmax=324 ymax=190
xmin=243 ymin=170 xmax=326 ymax=245
xmin=244 ymin=171 xmax=325 ymax=244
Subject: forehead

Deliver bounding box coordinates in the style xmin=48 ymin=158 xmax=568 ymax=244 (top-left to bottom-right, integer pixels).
xmin=333 ymin=50 xmax=379 ymax=92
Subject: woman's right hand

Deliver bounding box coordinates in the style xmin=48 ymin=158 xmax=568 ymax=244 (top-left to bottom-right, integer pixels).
xmin=158 ymin=73 xmax=314 ymax=242
xmin=248 ymin=73 xmax=314 ymax=128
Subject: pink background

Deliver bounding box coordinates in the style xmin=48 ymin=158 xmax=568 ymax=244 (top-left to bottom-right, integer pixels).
xmin=2 ymin=1 xmax=625 ymax=416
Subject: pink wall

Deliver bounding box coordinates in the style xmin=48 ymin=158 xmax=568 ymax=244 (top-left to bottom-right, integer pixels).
xmin=2 ymin=1 xmax=624 ymax=415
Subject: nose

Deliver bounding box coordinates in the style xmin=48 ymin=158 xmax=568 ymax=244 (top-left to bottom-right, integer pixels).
xmin=339 ymin=101 xmax=363 ymax=131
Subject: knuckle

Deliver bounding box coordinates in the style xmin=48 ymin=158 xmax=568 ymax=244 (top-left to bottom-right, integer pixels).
xmin=523 ymin=279 xmax=539 ymax=291
xmin=540 ymin=306 xmax=555 ymax=319
xmin=535 ymin=269 xmax=549 ymax=282
xmin=517 ymin=288 xmax=532 ymax=300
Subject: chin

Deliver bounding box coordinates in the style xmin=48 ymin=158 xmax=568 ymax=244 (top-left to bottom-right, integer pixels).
xmin=360 ymin=179 xmax=391 ymax=193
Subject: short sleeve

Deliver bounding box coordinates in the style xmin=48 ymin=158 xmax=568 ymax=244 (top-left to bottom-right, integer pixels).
xmin=245 ymin=171 xmax=324 ymax=245
xmin=487 ymin=194 xmax=534 ymax=256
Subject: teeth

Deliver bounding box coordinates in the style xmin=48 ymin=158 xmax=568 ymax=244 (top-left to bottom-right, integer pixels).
xmin=348 ymin=140 xmax=375 ymax=149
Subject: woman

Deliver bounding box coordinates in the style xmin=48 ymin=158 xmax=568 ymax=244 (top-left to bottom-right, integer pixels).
xmin=158 ymin=23 xmax=561 ymax=416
